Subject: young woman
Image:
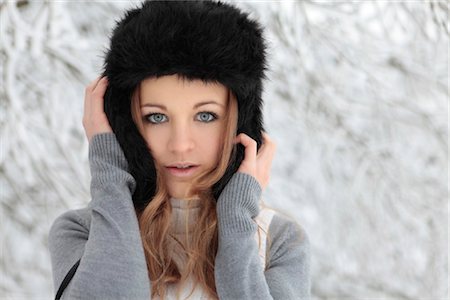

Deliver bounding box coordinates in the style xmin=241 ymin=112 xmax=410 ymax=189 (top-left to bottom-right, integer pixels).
xmin=48 ymin=1 xmax=310 ymax=299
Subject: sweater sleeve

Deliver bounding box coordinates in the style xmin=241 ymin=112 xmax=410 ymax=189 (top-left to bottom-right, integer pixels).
xmin=214 ymin=172 xmax=311 ymax=300
xmin=48 ymin=132 xmax=151 ymax=300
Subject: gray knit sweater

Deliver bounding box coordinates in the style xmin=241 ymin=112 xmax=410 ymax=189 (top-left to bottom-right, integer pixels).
xmin=48 ymin=133 xmax=311 ymax=299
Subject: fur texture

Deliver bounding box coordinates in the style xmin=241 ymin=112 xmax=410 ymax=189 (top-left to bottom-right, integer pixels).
xmin=102 ymin=0 xmax=268 ymax=211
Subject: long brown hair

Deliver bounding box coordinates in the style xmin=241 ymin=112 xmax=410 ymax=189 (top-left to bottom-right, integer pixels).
xmin=130 ymin=75 xmax=242 ymax=299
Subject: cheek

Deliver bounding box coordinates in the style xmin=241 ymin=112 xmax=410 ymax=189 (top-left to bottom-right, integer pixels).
xmin=201 ymin=126 xmax=224 ymax=162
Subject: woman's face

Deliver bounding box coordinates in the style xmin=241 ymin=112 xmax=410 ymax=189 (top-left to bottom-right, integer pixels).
xmin=139 ymin=74 xmax=228 ymax=199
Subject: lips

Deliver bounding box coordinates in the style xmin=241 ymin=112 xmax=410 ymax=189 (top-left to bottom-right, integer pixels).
xmin=166 ymin=163 xmax=198 ymax=168
xmin=165 ymin=165 xmax=199 ymax=177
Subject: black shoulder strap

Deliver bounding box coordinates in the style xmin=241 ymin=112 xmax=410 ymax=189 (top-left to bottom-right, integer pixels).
xmin=55 ymin=258 xmax=81 ymax=300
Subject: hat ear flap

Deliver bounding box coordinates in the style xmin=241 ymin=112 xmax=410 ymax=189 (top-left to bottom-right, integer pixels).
xmin=104 ymin=83 xmax=157 ymax=212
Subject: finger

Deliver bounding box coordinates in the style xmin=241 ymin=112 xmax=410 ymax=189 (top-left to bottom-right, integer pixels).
xmin=91 ymin=75 xmax=104 ymax=91
xmin=84 ymin=76 xmax=102 ymax=117
xmin=262 ymin=132 xmax=276 ymax=148
xmin=257 ymin=133 xmax=276 ymax=163
xmin=91 ymin=77 xmax=109 ymax=116
xmin=261 ymin=131 xmax=274 ymax=146
xmin=86 ymin=76 xmax=102 ymax=95
xmin=257 ymin=142 xmax=275 ymax=164
xmin=236 ymin=133 xmax=257 ymax=162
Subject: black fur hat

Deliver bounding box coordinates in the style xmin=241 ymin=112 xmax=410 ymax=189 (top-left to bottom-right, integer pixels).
xmin=102 ymin=0 xmax=268 ymax=212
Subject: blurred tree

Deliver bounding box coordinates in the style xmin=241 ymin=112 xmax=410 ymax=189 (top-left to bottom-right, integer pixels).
xmin=0 ymin=1 xmax=448 ymax=299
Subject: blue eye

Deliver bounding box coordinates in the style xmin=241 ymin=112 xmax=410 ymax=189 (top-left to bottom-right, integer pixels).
xmin=196 ymin=112 xmax=217 ymax=123
xmin=144 ymin=112 xmax=217 ymax=124
xmin=146 ymin=113 xmax=168 ymax=124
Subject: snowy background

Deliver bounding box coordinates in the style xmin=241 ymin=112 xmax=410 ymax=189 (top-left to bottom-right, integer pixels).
xmin=0 ymin=0 xmax=448 ymax=299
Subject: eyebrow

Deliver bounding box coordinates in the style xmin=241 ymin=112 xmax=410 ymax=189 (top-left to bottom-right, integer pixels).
xmin=140 ymin=100 xmax=224 ymax=109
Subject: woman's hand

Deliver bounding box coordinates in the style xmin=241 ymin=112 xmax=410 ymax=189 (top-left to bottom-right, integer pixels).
xmin=234 ymin=132 xmax=276 ymax=190
xmin=82 ymin=76 xmax=113 ymax=143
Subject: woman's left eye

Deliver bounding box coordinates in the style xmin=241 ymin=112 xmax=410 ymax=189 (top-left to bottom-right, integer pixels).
xmin=196 ymin=112 xmax=217 ymax=123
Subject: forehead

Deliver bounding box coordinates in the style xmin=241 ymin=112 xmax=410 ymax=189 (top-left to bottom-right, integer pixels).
xmin=139 ymin=74 xmax=228 ymax=106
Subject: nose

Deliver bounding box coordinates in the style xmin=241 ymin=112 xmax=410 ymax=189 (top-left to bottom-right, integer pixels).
xmin=167 ymin=123 xmax=195 ymax=154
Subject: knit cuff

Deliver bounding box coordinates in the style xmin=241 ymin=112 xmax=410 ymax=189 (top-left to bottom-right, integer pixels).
xmin=216 ymin=172 xmax=262 ymax=235
xmin=88 ymin=132 xmax=136 ymax=191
